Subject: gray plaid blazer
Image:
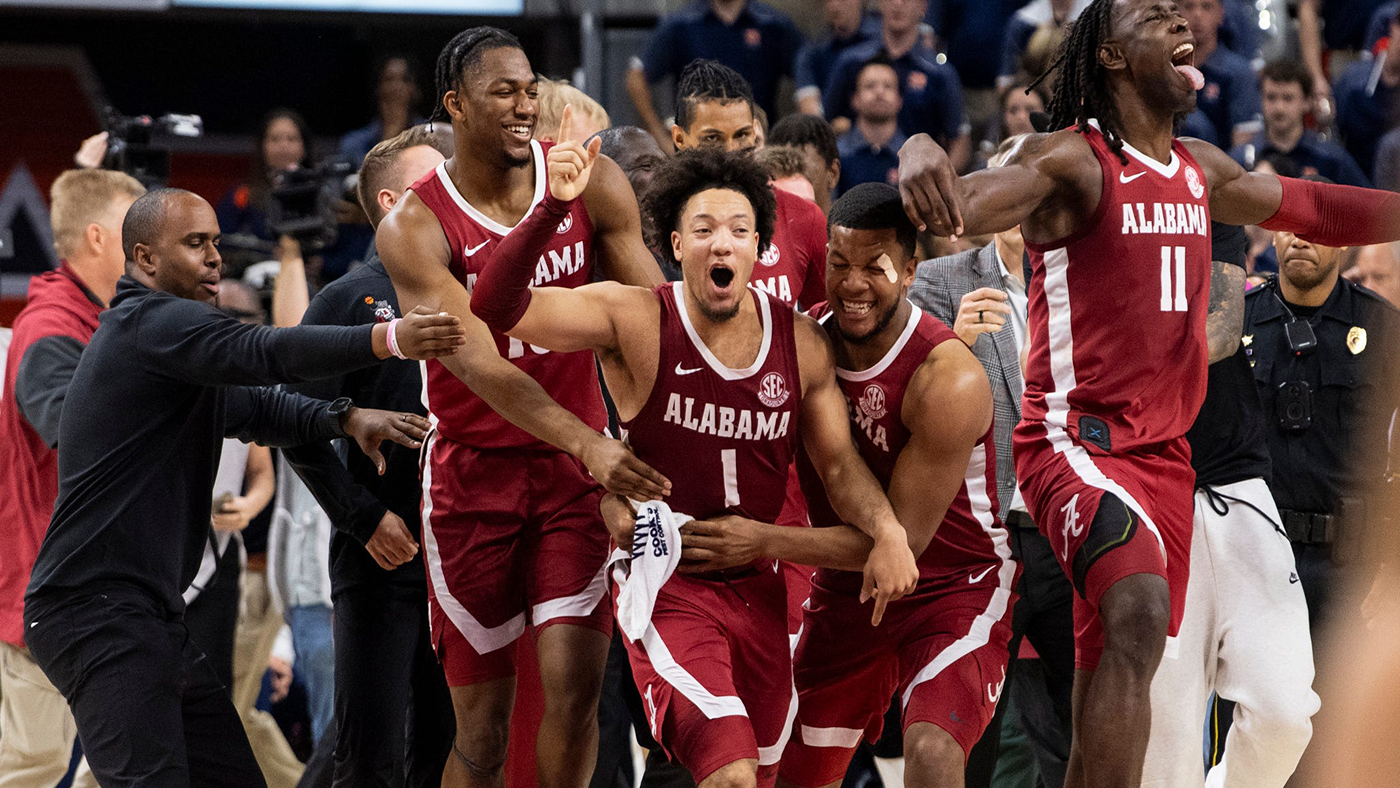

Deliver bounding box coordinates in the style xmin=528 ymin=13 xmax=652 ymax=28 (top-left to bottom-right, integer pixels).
xmin=907 ymin=244 xmax=1024 ymax=512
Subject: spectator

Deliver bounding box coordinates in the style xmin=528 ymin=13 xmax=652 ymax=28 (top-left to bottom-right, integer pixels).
xmin=1364 ymin=0 xmax=1399 ymax=50
xmin=925 ymin=0 xmax=1022 ymax=138
xmin=769 ymin=113 xmax=842 ymax=213
xmin=338 ymin=55 xmax=426 ymax=167
xmin=626 ymin=0 xmax=805 ymax=149
xmin=1297 ymin=0 xmax=1390 ymax=117
xmin=825 ymin=0 xmax=970 ymax=170
xmin=837 ymin=58 xmax=906 ymax=195
xmin=757 ymin=144 xmax=818 ymax=202
xmin=794 ymin=0 xmax=880 ymax=116
xmin=1334 ymin=9 xmax=1400 ymax=178
xmin=1177 ymin=0 xmax=1263 ymax=148
xmin=977 ymin=78 xmax=1047 ymax=166
xmin=1346 ymin=241 xmax=1400 ymax=304
xmin=1375 ymin=126 xmax=1400 ymax=189
xmin=218 ymin=108 xmax=314 ymax=245
xmin=591 ymin=125 xmax=667 ymax=201
xmin=753 ymin=103 xmax=769 ymax=149
xmin=535 ymin=76 xmax=610 ymax=142
xmin=998 ymin=0 xmax=1090 ymax=91
xmin=1217 ymin=0 xmax=1263 ymax=59
xmin=1230 ymin=60 xmax=1372 ymax=187
xmin=0 ymin=167 xmax=141 ymax=788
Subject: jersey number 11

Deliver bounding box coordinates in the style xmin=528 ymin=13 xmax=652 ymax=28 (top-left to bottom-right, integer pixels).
xmin=1159 ymin=246 xmax=1188 ymax=312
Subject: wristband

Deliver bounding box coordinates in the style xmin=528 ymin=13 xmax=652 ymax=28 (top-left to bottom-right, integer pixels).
xmin=386 ymin=318 xmax=408 ymax=360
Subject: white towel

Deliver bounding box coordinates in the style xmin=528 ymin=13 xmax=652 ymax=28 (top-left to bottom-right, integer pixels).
xmin=609 ymin=500 xmax=689 ymax=642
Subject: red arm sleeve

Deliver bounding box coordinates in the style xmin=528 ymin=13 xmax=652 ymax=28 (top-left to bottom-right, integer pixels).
xmin=469 ymin=193 xmax=575 ymax=331
xmin=1259 ymin=176 xmax=1400 ymax=248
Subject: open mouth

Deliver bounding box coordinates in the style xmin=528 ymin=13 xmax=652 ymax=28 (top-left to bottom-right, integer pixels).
xmin=840 ymin=298 xmax=874 ymax=317
xmin=709 ymin=266 xmax=736 ymax=288
xmin=202 ymin=280 xmax=220 ymax=296
xmin=1170 ymin=43 xmax=1204 ymax=90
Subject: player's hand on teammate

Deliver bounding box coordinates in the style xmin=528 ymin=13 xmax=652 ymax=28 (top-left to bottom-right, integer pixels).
xmin=546 ymin=105 xmax=603 ymax=203
xmin=387 ymin=305 xmax=467 ymax=360
xmin=364 ymin=509 xmax=419 ymax=571
xmin=340 ymin=407 xmax=432 ymax=476
xmin=581 ymin=434 xmax=672 ymax=501
xmin=861 ymin=533 xmax=919 ymax=626
xmin=953 ymin=288 xmax=1011 ymax=347
xmin=600 ymin=493 xmax=637 ymax=551
xmin=897 ymin=133 xmax=965 ymax=240
xmin=678 ymin=516 xmax=762 ymax=574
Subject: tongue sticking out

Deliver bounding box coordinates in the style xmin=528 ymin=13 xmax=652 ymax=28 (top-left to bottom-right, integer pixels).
xmin=1175 ymin=64 xmax=1205 ymax=91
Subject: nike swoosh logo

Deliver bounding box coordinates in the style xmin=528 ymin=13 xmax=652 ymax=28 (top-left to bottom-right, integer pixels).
xmin=464 ymin=240 xmax=489 ymax=257
xmin=675 ymin=363 xmax=703 ymax=376
xmin=1119 ymin=171 xmax=1146 ymax=184
xmin=969 ymin=565 xmax=994 ymax=584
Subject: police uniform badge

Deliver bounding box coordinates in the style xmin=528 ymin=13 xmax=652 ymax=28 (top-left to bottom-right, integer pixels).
xmin=1347 ymin=326 xmax=1367 ymax=355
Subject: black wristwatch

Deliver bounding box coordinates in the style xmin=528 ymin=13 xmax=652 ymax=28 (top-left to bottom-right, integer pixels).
xmin=325 ymin=396 xmax=355 ymax=438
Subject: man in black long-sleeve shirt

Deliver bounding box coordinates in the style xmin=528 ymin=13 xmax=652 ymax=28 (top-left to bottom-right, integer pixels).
xmin=282 ymin=126 xmax=456 ymax=788
xmin=21 ymin=188 xmax=464 ymax=788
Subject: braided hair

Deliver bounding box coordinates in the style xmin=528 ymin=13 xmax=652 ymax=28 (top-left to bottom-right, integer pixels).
xmin=674 ymin=59 xmax=755 ymax=131
xmin=432 ymin=26 xmax=524 ymax=121
xmin=1029 ymin=0 xmax=1129 ymax=165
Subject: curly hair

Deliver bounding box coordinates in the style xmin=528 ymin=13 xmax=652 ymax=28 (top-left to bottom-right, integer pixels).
xmin=1030 ymin=0 xmax=1129 ymax=165
xmin=642 ymin=148 xmax=776 ymax=255
xmin=432 ymin=26 xmax=524 ymax=121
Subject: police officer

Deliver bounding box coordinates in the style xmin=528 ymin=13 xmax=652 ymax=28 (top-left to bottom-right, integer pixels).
xmin=1243 ymin=176 xmax=1400 ymax=636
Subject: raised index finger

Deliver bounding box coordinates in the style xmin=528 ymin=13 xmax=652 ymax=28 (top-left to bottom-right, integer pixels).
xmin=558 ymin=103 xmax=574 ymax=144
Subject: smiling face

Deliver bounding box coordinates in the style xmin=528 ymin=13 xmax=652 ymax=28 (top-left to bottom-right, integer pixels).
xmin=1105 ymin=0 xmax=1200 ymax=117
xmin=674 ymin=188 xmax=760 ymax=323
xmin=135 ymin=192 xmax=224 ymax=304
xmin=826 ymin=225 xmax=915 ymax=344
xmin=447 ymin=46 xmax=537 ymax=169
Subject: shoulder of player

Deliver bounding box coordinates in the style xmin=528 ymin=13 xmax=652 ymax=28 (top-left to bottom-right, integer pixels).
xmin=792 ymin=309 xmax=836 ymax=382
xmin=1179 ymin=136 xmax=1243 ymax=184
xmin=376 ymin=192 xmax=449 ymax=257
xmin=904 ymin=337 xmax=991 ymax=435
xmin=1003 ymin=129 xmax=1097 ymax=189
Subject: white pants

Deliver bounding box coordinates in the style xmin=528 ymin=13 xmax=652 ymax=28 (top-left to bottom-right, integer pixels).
xmin=1142 ymin=478 xmax=1319 ymax=788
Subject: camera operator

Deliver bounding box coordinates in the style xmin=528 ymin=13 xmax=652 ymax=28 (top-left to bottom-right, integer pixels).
xmin=281 ymin=123 xmax=456 ymax=788
xmin=216 ymin=109 xmax=314 ymax=274
xmin=1242 ymin=175 xmax=1400 ymax=639
xmin=21 ymin=187 xmax=465 ymax=788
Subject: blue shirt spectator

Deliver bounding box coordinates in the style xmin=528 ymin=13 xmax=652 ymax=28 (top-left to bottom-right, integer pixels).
xmin=336 ymin=56 xmax=425 ymax=167
xmin=925 ymin=0 xmax=1021 ymax=90
xmin=999 ymin=0 xmax=1091 ymax=83
xmin=1364 ymin=1 xmax=1399 ymax=51
xmin=1231 ymin=129 xmax=1372 ymax=186
xmin=1311 ymin=0 xmax=1390 ymax=51
xmin=837 ymin=57 xmax=907 ymax=195
xmin=825 ymin=41 xmax=966 ymax=147
xmin=632 ymin=0 xmax=804 ymax=124
xmin=1334 ymin=16 xmax=1400 ymax=176
xmin=1217 ymin=0 xmax=1262 ymax=58
xmin=795 ymin=1 xmax=880 ymax=115
xmin=1179 ymin=0 xmax=1262 ymax=147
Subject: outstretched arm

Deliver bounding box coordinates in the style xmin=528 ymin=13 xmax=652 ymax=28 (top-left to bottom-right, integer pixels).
xmin=1189 ymin=140 xmax=1400 ymax=246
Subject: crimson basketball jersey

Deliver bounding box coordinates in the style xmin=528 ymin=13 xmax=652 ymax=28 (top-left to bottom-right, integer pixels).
xmin=799 ymin=303 xmax=1005 ymax=590
xmin=1022 ymin=122 xmax=1211 ymax=454
xmin=409 ymin=141 xmax=607 ymax=449
xmin=750 ymin=188 xmax=828 ymax=309
xmin=621 ymin=282 xmax=802 ymax=524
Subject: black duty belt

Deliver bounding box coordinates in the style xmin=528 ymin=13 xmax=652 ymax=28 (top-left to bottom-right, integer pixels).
xmin=1005 ymin=510 xmax=1037 ymax=530
xmin=1279 ymin=509 xmax=1335 ymax=544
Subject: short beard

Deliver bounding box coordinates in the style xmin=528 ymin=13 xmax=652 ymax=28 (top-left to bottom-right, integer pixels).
xmin=695 ymin=298 xmax=743 ymax=324
xmin=836 ymin=298 xmax=901 ymax=345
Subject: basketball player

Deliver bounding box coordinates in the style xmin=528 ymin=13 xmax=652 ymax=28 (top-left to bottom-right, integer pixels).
xmin=470 ymin=134 xmax=920 ymax=787
xmin=893 ymin=0 xmax=1400 ymax=784
xmin=375 ymin=27 xmax=667 ymax=788
xmin=672 ymin=183 xmax=1019 ymax=788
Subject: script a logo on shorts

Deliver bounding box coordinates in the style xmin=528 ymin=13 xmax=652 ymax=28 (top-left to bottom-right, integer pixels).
xmin=1184 ymin=165 xmax=1205 ymax=199
xmin=757 ymin=372 xmax=789 ymax=408
xmin=859 ymin=384 xmax=887 ymax=420
xmin=556 ymin=212 xmax=574 ymax=235
xmin=987 ymin=664 xmax=1006 ymax=704
xmin=1059 ymin=493 xmax=1083 ymax=563
xmin=759 ymin=243 xmax=781 ymax=267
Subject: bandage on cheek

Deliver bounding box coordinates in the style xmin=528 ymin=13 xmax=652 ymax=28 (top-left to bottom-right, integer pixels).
xmin=875 ymin=253 xmax=899 ymax=284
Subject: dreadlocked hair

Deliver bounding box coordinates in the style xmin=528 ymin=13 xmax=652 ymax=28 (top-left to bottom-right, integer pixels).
xmin=674 ymin=59 xmax=755 ymax=131
xmin=1028 ymin=0 xmax=1129 ymax=165
xmin=432 ymin=26 xmax=523 ymax=121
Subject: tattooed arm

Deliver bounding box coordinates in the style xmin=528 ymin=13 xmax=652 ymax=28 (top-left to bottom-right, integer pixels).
xmin=1206 ymin=259 xmax=1246 ymax=364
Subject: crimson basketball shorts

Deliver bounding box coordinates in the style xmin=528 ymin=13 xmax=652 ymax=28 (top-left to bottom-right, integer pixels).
xmin=420 ymin=431 xmax=612 ymax=686
xmin=1013 ymin=423 xmax=1194 ymax=670
xmin=780 ymin=571 xmax=1017 ymax=788
xmin=616 ymin=565 xmax=794 ymax=787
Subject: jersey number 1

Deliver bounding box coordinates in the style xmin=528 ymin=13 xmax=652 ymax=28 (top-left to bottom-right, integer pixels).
xmin=721 ymin=449 xmax=741 ymax=507
xmin=1159 ymin=246 xmax=1187 ymax=312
